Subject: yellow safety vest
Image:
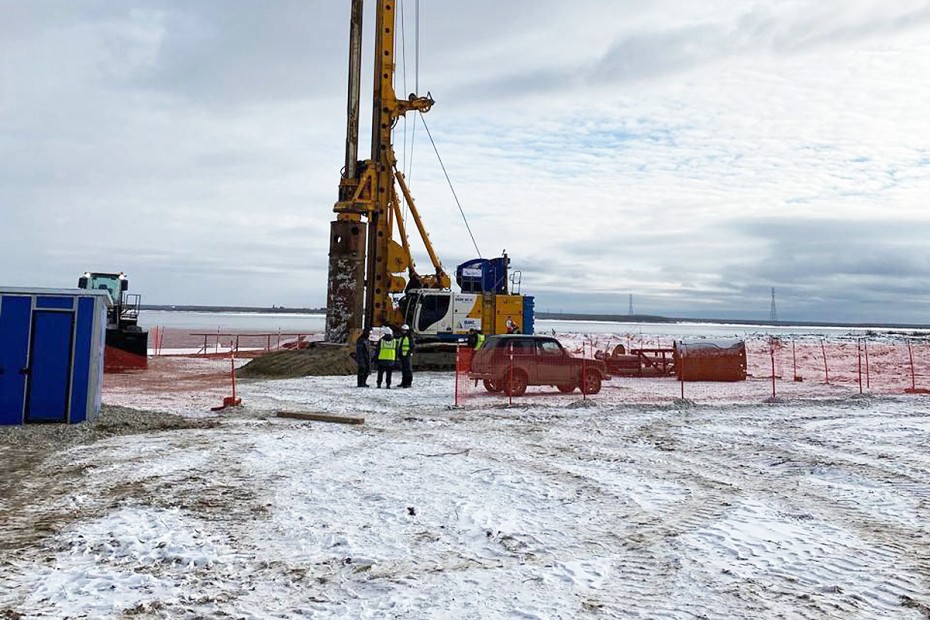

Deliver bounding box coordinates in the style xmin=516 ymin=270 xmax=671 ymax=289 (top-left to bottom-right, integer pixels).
xmin=378 ymin=339 xmax=397 ymax=362
xmin=399 ymin=335 xmax=412 ymax=356
xmin=475 ymin=334 xmax=485 ymax=350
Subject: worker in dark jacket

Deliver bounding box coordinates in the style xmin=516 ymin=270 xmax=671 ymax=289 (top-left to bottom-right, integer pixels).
xmin=376 ymin=329 xmax=397 ymax=389
xmin=355 ymin=329 xmax=371 ymax=388
xmin=397 ymin=324 xmax=415 ymax=388
xmin=467 ymin=328 xmax=485 ymax=350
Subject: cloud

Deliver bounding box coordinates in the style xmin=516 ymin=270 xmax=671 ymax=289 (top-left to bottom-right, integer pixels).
xmin=3 ymin=1 xmax=930 ymax=324
xmin=123 ymin=1 xmax=349 ymax=105
xmin=444 ymin=1 xmax=930 ymax=101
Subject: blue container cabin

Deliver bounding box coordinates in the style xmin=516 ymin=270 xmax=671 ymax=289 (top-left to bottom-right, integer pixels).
xmin=0 ymin=287 xmax=110 ymax=425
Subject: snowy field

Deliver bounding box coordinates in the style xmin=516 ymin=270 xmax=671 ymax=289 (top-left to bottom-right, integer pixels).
xmin=2 ymin=362 xmax=930 ymax=619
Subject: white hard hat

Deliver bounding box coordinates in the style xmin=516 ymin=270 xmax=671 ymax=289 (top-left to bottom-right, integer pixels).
xmin=401 ymin=324 xmax=410 ymax=330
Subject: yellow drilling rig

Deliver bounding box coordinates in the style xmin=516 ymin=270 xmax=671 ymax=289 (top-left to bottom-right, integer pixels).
xmin=324 ymin=0 xmax=534 ymax=346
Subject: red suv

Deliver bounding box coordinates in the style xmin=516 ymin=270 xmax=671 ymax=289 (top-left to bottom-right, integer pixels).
xmin=468 ymin=335 xmax=609 ymax=396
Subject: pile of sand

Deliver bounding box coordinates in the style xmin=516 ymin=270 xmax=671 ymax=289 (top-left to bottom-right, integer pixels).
xmin=236 ymin=343 xmax=356 ymax=379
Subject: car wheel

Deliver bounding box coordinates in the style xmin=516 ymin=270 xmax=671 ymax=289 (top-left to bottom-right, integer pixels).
xmin=557 ymin=383 xmax=576 ymax=393
xmin=580 ymin=371 xmax=602 ymax=395
xmin=483 ymin=379 xmax=501 ymax=392
xmin=502 ymin=370 xmax=528 ymax=397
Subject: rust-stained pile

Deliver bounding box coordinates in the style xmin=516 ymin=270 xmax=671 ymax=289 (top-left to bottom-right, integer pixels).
xmin=237 ymin=343 xmax=356 ymax=379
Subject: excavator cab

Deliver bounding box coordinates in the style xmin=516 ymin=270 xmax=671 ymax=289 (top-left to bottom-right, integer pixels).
xmin=78 ymin=272 xmax=126 ymax=306
xmin=77 ymin=272 xmax=140 ymax=330
xmin=76 ymin=271 xmax=147 ymax=371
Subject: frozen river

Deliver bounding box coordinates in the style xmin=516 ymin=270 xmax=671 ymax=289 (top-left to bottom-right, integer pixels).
xmin=139 ymin=310 xmax=929 ymax=339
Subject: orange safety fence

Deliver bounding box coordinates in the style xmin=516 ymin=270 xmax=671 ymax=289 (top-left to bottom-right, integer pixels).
xmin=149 ymin=326 xmax=166 ymax=356
xmin=191 ymin=332 xmax=317 ymax=355
xmin=145 ymin=330 xmax=319 ymax=357
xmin=454 ymin=336 xmax=930 ymax=406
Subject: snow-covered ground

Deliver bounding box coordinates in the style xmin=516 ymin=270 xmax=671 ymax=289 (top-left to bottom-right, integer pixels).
xmin=2 ymin=365 xmax=929 ymax=619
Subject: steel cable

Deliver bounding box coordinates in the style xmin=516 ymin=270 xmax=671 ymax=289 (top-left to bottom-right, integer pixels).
xmin=419 ymin=113 xmax=482 ymax=258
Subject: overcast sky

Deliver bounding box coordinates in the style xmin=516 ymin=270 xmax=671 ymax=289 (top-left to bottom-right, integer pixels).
xmin=3 ymin=0 xmax=930 ymax=323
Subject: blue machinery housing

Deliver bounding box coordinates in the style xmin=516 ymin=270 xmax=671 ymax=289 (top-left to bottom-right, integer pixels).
xmin=0 ymin=288 xmax=110 ymax=425
xmin=456 ymin=257 xmax=510 ymax=294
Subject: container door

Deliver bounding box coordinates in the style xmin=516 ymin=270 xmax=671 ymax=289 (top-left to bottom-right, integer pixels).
xmin=0 ymin=296 xmax=32 ymax=425
xmin=494 ymin=295 xmax=524 ymax=335
xmin=26 ymin=310 xmax=75 ymax=423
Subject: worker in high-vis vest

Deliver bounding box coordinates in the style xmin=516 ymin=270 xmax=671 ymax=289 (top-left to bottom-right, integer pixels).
xmin=466 ymin=328 xmax=485 ymax=350
xmin=376 ymin=328 xmax=397 ymax=389
xmin=397 ymin=324 xmax=415 ymax=388
xmin=466 ymin=328 xmax=486 ymax=381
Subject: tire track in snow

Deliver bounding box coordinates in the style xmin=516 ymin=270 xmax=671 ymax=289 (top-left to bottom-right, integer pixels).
xmin=381 ymin=398 xmax=930 ymax=618
xmin=364 ymin=408 xmax=739 ymax=617
xmin=604 ymin=399 xmax=930 ymax=618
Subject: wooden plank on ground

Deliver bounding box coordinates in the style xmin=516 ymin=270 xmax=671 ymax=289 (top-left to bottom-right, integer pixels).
xmin=276 ymin=411 xmax=365 ymax=425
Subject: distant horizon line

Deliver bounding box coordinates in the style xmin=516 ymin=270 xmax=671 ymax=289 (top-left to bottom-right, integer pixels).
xmin=140 ymin=304 xmax=930 ymax=331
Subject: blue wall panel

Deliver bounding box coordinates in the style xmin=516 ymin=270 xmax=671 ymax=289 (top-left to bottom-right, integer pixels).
xmin=36 ymin=296 xmax=74 ymax=310
xmin=0 ymin=296 xmax=32 ymax=425
xmin=522 ymin=296 xmax=535 ymax=335
xmin=69 ymin=297 xmax=95 ymax=423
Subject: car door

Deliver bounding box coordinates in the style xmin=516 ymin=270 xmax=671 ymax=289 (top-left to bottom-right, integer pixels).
xmin=536 ymin=338 xmax=569 ymax=385
xmin=506 ymin=338 xmax=536 ymax=383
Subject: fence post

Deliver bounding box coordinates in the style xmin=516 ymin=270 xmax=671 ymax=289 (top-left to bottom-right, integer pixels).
xmin=770 ymin=338 xmax=776 ymax=399
xmin=857 ymin=339 xmax=863 ymax=395
xmin=454 ymin=346 xmax=461 ymax=406
xmin=679 ymin=342 xmax=685 ymax=400
xmin=820 ymin=339 xmax=830 ymax=385
xmin=908 ymin=339 xmax=917 ymax=392
xmin=864 ymin=339 xmax=870 ymax=389
xmin=792 ymin=339 xmax=800 ymax=382
xmin=230 ymin=340 xmax=238 ymax=403
xmin=582 ymin=343 xmax=587 ymax=402
xmin=508 ymin=343 xmax=514 ymax=406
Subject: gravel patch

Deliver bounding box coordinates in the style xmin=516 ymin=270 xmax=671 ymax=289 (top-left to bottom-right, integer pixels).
xmin=0 ymin=405 xmax=218 ymax=449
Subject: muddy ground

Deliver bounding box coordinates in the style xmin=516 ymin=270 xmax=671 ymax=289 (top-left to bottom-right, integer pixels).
xmin=2 ymin=391 xmax=929 ymax=618
xmin=0 ymin=407 xmax=218 ymax=560
xmin=4 ymin=343 xmax=930 ymax=618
